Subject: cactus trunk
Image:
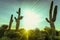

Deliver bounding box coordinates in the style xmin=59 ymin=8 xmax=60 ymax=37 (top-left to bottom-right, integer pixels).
xmin=16 ymin=20 xmax=20 ymax=30
xmin=50 ymin=22 xmax=55 ymax=29
xmin=8 ymin=14 xmax=13 ymax=30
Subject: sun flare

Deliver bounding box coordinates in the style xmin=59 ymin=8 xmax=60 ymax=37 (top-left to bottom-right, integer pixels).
xmin=22 ymin=9 xmax=42 ymax=30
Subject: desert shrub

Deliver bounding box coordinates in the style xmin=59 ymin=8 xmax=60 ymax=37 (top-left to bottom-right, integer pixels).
xmin=5 ymin=30 xmax=27 ymax=40
xmin=0 ymin=37 xmax=10 ymax=40
xmin=6 ymin=31 xmax=21 ymax=39
xmin=0 ymin=25 xmax=8 ymax=38
xmin=28 ymin=28 xmax=42 ymax=40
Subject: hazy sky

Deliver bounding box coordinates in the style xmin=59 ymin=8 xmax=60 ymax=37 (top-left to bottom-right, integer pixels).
xmin=0 ymin=0 xmax=60 ymax=30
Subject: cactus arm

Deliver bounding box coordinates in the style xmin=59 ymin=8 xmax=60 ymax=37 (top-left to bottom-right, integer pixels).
xmin=52 ymin=6 xmax=57 ymax=22
xmin=14 ymin=17 xmax=17 ymax=22
xmin=17 ymin=8 xmax=20 ymax=15
xmin=49 ymin=1 xmax=53 ymax=20
xmin=16 ymin=12 xmax=18 ymax=14
xmin=19 ymin=16 xmax=23 ymax=20
xmin=17 ymin=12 xmax=20 ymax=15
xmin=46 ymin=18 xmax=50 ymax=23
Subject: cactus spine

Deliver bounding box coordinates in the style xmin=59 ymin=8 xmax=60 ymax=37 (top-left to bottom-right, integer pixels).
xmin=14 ymin=8 xmax=23 ymax=31
xmin=45 ymin=1 xmax=57 ymax=29
xmin=9 ymin=14 xmax=13 ymax=30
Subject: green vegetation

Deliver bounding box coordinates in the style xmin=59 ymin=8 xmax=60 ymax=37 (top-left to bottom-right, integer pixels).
xmin=0 ymin=27 xmax=60 ymax=40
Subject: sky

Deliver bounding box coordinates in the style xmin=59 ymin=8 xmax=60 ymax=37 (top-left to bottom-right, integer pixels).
xmin=0 ymin=0 xmax=60 ymax=30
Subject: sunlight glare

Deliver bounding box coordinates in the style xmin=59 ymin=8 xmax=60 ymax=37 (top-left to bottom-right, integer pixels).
xmin=23 ymin=9 xmax=42 ymax=30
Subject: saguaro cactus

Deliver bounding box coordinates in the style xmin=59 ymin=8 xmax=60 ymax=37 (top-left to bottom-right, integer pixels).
xmin=9 ymin=14 xmax=13 ymax=30
xmin=45 ymin=1 xmax=58 ymax=40
xmin=14 ymin=8 xmax=23 ymax=31
xmin=45 ymin=1 xmax=57 ymax=29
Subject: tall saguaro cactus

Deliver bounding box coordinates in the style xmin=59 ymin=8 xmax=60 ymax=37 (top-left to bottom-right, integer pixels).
xmin=45 ymin=1 xmax=58 ymax=40
xmin=9 ymin=14 xmax=13 ymax=30
xmin=14 ymin=8 xmax=23 ymax=31
xmin=45 ymin=1 xmax=57 ymax=29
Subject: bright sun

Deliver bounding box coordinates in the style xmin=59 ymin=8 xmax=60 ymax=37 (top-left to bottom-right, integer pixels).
xmin=22 ymin=9 xmax=42 ymax=30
